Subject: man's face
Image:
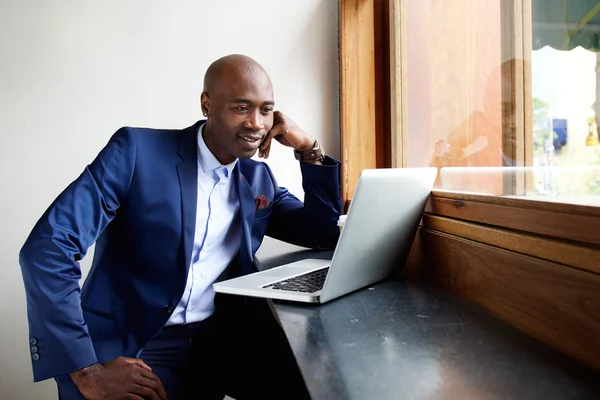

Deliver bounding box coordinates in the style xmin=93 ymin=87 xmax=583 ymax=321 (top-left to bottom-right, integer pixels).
xmin=201 ymin=69 xmax=275 ymax=164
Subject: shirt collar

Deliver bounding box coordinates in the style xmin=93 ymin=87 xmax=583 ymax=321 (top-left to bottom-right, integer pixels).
xmin=197 ymin=124 xmax=238 ymax=176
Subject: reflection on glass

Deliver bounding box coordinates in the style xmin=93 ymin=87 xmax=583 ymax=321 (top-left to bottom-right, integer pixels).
xmin=404 ymin=0 xmax=600 ymax=205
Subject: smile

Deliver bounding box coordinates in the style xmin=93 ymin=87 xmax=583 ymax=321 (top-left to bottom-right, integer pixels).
xmin=238 ymin=135 xmax=262 ymax=150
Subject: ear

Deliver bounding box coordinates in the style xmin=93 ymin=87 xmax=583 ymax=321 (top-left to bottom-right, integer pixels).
xmin=201 ymin=92 xmax=210 ymax=117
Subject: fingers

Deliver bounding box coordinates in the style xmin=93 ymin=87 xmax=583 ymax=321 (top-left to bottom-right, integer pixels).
xmin=129 ymin=375 xmax=167 ymax=400
xmin=134 ymin=365 xmax=162 ymax=384
xmin=262 ymin=138 xmax=272 ymax=159
xmin=258 ymin=138 xmax=272 ymax=159
xmin=265 ymin=129 xmax=287 ymax=158
xmin=272 ymin=110 xmax=285 ymax=127
xmin=136 ymin=369 xmax=168 ymax=400
xmin=155 ymin=380 xmax=169 ymax=400
xmin=260 ymin=126 xmax=282 ymax=159
xmin=262 ymin=111 xmax=306 ymax=159
xmin=122 ymin=357 xmax=153 ymax=371
xmin=123 ymin=359 xmax=168 ymax=400
xmin=260 ymin=110 xmax=290 ymax=158
xmin=130 ymin=383 xmax=161 ymax=400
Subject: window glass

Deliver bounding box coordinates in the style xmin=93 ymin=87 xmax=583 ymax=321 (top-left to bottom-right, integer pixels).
xmin=402 ymin=0 xmax=600 ymax=205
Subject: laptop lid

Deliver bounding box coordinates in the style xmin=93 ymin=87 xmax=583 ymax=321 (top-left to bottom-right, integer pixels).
xmin=319 ymin=167 xmax=437 ymax=303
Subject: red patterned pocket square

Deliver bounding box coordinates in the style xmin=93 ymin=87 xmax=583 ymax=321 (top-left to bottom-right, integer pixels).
xmin=255 ymin=194 xmax=270 ymax=210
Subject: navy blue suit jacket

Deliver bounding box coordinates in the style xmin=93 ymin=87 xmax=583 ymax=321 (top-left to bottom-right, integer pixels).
xmin=20 ymin=120 xmax=341 ymax=382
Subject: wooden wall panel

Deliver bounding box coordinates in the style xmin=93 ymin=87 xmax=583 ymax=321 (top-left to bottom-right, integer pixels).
xmin=414 ymin=228 xmax=600 ymax=371
xmin=426 ymin=192 xmax=600 ymax=246
xmin=402 ymin=191 xmax=600 ymax=371
xmin=421 ymin=214 xmax=600 ymax=275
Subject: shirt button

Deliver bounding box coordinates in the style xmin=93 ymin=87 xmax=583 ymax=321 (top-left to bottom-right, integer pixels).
xmin=30 ymin=338 xmax=38 ymax=346
xmin=32 ymin=353 xmax=40 ymax=361
xmin=165 ymin=305 xmax=175 ymax=314
xmin=31 ymin=346 xmax=38 ymax=354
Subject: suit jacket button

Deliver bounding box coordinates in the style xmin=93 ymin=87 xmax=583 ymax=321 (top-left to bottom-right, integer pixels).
xmin=165 ymin=305 xmax=174 ymax=314
xmin=32 ymin=353 xmax=40 ymax=361
xmin=30 ymin=338 xmax=38 ymax=346
xmin=31 ymin=346 xmax=38 ymax=354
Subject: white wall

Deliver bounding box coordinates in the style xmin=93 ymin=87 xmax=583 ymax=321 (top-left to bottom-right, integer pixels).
xmin=0 ymin=1 xmax=339 ymax=398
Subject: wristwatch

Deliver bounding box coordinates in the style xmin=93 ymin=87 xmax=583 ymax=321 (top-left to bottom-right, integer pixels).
xmin=294 ymin=139 xmax=325 ymax=162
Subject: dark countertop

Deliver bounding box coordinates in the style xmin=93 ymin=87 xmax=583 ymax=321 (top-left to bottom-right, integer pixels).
xmin=255 ymin=238 xmax=600 ymax=400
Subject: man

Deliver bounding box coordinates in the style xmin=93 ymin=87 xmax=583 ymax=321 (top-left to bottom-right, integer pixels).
xmin=20 ymin=54 xmax=342 ymax=399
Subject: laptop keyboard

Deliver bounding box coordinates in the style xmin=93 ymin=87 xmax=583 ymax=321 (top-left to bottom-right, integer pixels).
xmin=263 ymin=267 xmax=330 ymax=293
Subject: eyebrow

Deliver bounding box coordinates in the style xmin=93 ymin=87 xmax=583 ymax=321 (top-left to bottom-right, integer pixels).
xmin=231 ymin=98 xmax=275 ymax=106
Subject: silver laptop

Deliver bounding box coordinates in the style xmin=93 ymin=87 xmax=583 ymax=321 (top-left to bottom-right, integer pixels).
xmin=213 ymin=167 xmax=438 ymax=304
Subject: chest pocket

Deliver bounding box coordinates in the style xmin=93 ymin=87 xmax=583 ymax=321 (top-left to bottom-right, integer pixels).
xmin=254 ymin=206 xmax=272 ymax=220
xmin=251 ymin=205 xmax=272 ymax=246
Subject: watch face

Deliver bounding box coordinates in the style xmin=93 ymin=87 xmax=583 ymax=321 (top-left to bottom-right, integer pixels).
xmin=294 ymin=141 xmax=324 ymax=161
xmin=313 ymin=144 xmax=324 ymax=160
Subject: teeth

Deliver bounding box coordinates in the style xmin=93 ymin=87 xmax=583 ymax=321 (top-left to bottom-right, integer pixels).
xmin=241 ymin=137 xmax=258 ymax=142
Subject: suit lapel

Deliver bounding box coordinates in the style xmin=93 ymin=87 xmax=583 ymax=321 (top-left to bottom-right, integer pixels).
xmin=176 ymin=121 xmax=201 ymax=273
xmin=235 ymin=162 xmax=255 ymax=273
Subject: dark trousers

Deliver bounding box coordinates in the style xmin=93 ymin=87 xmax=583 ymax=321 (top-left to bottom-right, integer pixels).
xmin=141 ymin=295 xmax=311 ymax=400
xmin=139 ymin=315 xmax=223 ymax=399
xmin=57 ymin=295 xmax=311 ymax=400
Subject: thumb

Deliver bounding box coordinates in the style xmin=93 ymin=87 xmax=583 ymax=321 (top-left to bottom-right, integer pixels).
xmin=122 ymin=357 xmax=152 ymax=371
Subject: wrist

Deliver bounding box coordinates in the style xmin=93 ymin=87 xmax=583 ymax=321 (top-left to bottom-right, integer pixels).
xmin=294 ymin=139 xmax=325 ymax=163
xmin=70 ymin=363 xmax=102 ymax=383
xmin=295 ymin=136 xmax=316 ymax=152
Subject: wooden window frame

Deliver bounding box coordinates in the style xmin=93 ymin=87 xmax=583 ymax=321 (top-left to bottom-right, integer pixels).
xmin=339 ymin=0 xmax=392 ymax=212
xmin=339 ymin=0 xmax=377 ymax=211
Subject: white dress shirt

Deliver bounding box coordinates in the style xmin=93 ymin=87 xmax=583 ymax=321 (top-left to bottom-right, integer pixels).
xmin=166 ymin=125 xmax=241 ymax=325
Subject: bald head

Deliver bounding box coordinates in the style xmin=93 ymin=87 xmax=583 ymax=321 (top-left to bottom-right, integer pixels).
xmin=203 ymin=54 xmax=271 ymax=94
xmin=200 ymin=54 xmax=276 ymax=164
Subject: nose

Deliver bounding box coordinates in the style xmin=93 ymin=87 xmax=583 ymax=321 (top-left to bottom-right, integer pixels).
xmin=243 ymin=109 xmax=265 ymax=131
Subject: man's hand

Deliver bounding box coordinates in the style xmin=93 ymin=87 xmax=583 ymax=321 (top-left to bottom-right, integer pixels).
xmin=259 ymin=111 xmax=319 ymax=162
xmin=70 ymin=357 xmax=168 ymax=400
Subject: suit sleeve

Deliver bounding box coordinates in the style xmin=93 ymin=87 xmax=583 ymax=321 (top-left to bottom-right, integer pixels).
xmin=265 ymin=156 xmax=342 ymax=250
xmin=19 ymin=127 xmax=137 ymax=382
